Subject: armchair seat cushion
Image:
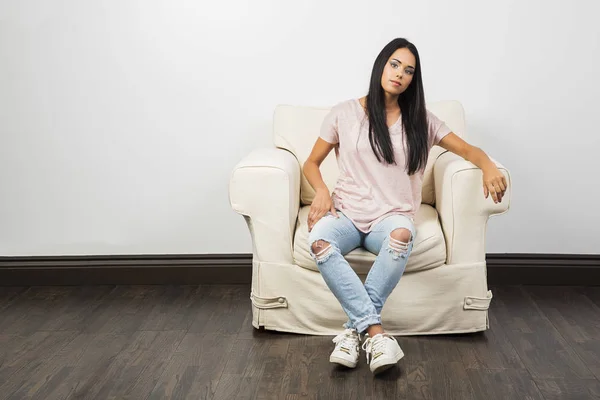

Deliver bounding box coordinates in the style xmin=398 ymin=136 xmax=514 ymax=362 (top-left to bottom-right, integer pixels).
xmin=293 ymin=204 xmax=447 ymax=274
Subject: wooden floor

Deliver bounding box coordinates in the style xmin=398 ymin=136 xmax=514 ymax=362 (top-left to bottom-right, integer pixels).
xmin=1 ymin=285 xmax=600 ymax=400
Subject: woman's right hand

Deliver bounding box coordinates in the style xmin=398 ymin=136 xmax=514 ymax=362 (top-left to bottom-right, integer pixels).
xmin=308 ymin=189 xmax=339 ymax=232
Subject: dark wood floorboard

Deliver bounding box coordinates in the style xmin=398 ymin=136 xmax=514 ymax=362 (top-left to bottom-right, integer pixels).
xmin=0 ymin=284 xmax=599 ymax=399
xmin=526 ymin=286 xmax=600 ymax=380
xmin=467 ymin=368 xmax=546 ymax=399
xmin=533 ymin=377 xmax=600 ymax=399
xmin=8 ymin=332 xmax=131 ymax=399
xmin=0 ymin=331 xmax=79 ymax=396
xmin=453 ymin=310 xmax=526 ymax=370
xmin=0 ymin=287 xmax=27 ymax=314
xmin=488 ymin=286 xmax=595 ymax=380
xmin=148 ymin=332 xmax=235 ymax=399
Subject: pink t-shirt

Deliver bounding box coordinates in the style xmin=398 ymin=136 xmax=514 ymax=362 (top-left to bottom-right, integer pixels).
xmin=319 ymin=98 xmax=452 ymax=233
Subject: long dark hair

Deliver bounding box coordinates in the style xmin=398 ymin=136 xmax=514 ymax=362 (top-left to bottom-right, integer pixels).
xmin=365 ymin=38 xmax=428 ymax=175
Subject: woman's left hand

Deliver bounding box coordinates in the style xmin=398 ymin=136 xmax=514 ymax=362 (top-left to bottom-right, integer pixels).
xmin=482 ymin=166 xmax=507 ymax=203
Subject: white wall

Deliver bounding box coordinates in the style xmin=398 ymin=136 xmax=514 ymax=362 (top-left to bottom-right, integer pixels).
xmin=1 ymin=0 xmax=599 ymax=256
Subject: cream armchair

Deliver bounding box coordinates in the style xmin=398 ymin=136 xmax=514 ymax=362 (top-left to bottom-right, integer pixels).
xmin=229 ymin=101 xmax=511 ymax=336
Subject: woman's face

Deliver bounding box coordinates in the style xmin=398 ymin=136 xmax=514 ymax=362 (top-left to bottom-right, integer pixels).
xmin=380 ymin=47 xmax=416 ymax=96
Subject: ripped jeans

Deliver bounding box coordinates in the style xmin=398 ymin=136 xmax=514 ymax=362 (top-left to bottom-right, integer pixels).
xmin=308 ymin=210 xmax=416 ymax=334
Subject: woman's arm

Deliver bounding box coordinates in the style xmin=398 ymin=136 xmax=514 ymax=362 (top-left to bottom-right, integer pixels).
xmin=438 ymin=133 xmax=508 ymax=204
xmin=304 ymin=138 xmax=339 ymax=230
xmin=304 ymin=138 xmax=336 ymax=193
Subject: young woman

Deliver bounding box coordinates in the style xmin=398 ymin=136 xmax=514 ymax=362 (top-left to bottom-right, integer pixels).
xmin=303 ymin=38 xmax=507 ymax=375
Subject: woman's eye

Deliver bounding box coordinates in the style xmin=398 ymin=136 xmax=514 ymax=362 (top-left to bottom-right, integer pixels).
xmin=406 ymin=70 xmax=414 ymax=75
xmin=391 ymin=62 xmax=398 ymax=68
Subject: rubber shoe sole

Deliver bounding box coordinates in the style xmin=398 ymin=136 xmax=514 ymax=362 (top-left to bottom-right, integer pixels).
xmin=330 ymin=354 xmax=358 ymax=368
xmin=370 ymin=348 xmax=404 ymax=374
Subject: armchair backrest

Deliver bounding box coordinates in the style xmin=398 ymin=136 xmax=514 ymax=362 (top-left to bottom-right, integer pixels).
xmin=273 ymin=100 xmax=466 ymax=206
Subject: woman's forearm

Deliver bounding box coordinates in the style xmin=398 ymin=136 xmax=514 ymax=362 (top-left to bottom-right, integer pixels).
xmin=466 ymin=146 xmax=497 ymax=172
xmin=303 ymin=161 xmax=329 ymax=193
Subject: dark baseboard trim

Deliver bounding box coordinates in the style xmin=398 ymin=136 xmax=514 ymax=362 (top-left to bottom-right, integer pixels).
xmin=485 ymin=253 xmax=600 ymax=285
xmin=0 ymin=253 xmax=599 ymax=286
xmin=0 ymin=254 xmax=253 ymax=286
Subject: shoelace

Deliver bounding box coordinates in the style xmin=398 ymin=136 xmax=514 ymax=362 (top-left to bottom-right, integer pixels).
xmin=332 ymin=329 xmax=360 ymax=351
xmin=361 ymin=333 xmax=393 ymax=364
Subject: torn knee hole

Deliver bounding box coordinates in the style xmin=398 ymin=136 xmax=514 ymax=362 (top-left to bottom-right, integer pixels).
xmin=311 ymin=240 xmax=333 ymax=262
xmin=388 ymin=229 xmax=412 ymax=258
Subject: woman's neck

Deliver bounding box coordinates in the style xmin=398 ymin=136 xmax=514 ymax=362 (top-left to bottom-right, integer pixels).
xmin=383 ymin=92 xmax=400 ymax=113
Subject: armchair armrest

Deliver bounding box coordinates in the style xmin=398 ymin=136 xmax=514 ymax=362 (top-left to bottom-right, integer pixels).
xmin=229 ymin=147 xmax=301 ymax=264
xmin=434 ymin=151 xmax=511 ymax=264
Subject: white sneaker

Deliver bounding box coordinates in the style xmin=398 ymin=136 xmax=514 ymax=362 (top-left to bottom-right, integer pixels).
xmin=329 ymin=328 xmax=361 ymax=368
xmin=361 ymin=333 xmax=404 ymax=374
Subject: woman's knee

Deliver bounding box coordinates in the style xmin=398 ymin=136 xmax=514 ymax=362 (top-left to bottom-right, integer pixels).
xmin=310 ymin=239 xmax=337 ymax=264
xmin=311 ymin=239 xmax=329 ymax=254
xmin=390 ymin=228 xmax=412 ymax=243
